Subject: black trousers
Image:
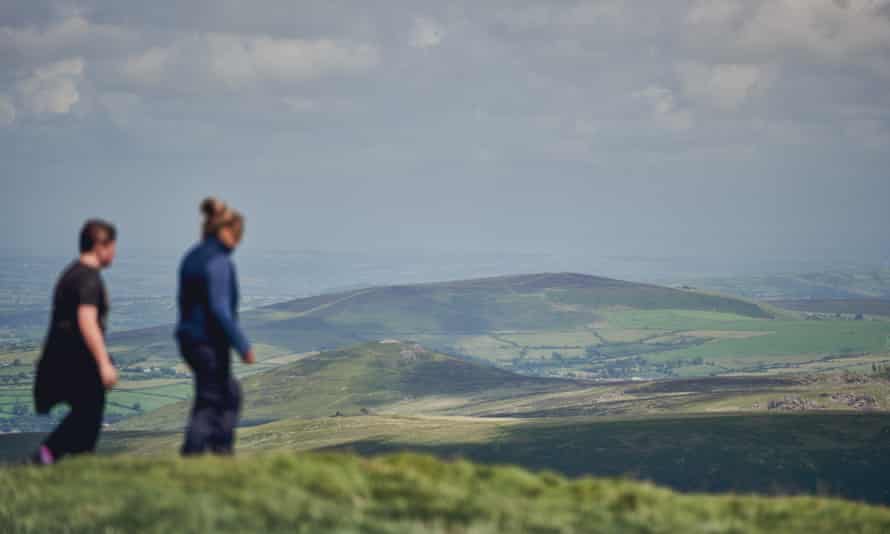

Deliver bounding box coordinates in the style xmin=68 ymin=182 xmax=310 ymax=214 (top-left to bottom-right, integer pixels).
xmin=180 ymin=341 xmax=242 ymax=455
xmin=33 ymin=358 xmax=106 ymax=459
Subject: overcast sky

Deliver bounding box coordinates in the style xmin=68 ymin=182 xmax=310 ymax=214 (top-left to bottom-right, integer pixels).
xmin=2 ymin=1 xmax=889 ymax=267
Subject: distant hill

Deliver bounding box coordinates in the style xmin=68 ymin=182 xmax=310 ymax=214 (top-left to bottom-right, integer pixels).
xmin=119 ymin=341 xmax=571 ymax=430
xmin=255 ymin=272 xmax=773 ymax=334
xmin=2 ymin=451 xmax=890 ymax=533
xmin=106 ymin=272 xmax=773 ymax=366
xmin=770 ymin=298 xmax=890 ymax=317
xmin=681 ymin=268 xmax=890 ymax=300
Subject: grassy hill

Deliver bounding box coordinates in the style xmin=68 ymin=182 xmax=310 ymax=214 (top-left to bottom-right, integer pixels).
xmin=109 ymin=412 xmax=890 ymax=506
xmin=117 ymin=341 xmax=572 ymax=430
xmin=5 ymin=411 xmax=890 ymax=505
xmin=3 ymin=452 xmax=890 ymax=533
xmin=100 ymin=272 xmax=775 ymax=365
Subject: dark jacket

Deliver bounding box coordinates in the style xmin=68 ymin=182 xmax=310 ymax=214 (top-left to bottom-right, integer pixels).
xmin=175 ymin=236 xmax=250 ymax=356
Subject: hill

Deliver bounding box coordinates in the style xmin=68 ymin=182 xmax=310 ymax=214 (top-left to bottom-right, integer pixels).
xmin=104 ymin=272 xmax=775 ymax=367
xmin=2 ymin=452 xmax=889 ymax=533
xmin=118 ymin=341 xmax=572 ymax=430
xmin=4 ymin=409 xmax=890 ymax=504
xmin=680 ymin=268 xmax=890 ymax=300
xmin=105 ymin=412 xmax=890 ymax=506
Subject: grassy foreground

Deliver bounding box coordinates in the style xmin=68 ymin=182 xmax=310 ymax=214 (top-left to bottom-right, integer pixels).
xmin=2 ymin=452 xmax=889 ymax=534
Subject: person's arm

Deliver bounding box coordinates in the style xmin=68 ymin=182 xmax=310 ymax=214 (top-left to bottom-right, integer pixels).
xmin=207 ymin=256 xmax=254 ymax=363
xmin=77 ymin=304 xmax=118 ymax=389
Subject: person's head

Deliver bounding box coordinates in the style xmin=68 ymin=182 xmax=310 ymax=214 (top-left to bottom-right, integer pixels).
xmin=201 ymin=197 xmax=244 ymax=249
xmin=79 ymin=219 xmax=117 ymax=268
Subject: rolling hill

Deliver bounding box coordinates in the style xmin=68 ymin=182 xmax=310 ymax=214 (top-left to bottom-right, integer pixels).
xmin=104 ymin=272 xmax=776 ymax=366
xmin=117 ymin=341 xmax=574 ymax=430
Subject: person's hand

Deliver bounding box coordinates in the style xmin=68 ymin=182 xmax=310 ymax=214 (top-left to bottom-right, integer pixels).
xmin=242 ymin=350 xmax=256 ymax=365
xmin=99 ymin=362 xmax=119 ymax=390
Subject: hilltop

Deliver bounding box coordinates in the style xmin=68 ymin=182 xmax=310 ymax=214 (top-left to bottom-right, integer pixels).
xmin=2 ymin=451 xmax=889 ymax=533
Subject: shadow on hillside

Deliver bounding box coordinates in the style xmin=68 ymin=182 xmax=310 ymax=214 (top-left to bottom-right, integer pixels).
xmin=321 ymin=413 xmax=890 ymax=506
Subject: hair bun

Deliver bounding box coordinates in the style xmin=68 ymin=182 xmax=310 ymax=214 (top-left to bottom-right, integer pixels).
xmin=200 ymin=197 xmax=225 ymax=218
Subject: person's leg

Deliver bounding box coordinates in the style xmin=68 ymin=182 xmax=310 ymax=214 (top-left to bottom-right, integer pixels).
xmin=210 ymin=376 xmax=242 ymax=455
xmin=43 ymin=372 xmax=104 ymax=459
xmin=181 ymin=344 xmax=225 ymax=456
xmin=31 ymin=359 xmax=63 ymax=464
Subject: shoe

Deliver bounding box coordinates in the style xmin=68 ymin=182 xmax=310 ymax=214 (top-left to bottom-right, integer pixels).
xmin=29 ymin=445 xmax=55 ymax=466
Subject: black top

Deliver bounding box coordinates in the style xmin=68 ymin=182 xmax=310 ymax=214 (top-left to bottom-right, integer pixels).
xmin=41 ymin=260 xmax=108 ymax=365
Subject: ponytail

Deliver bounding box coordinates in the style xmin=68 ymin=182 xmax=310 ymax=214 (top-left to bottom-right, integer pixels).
xmin=200 ymin=197 xmax=244 ymax=239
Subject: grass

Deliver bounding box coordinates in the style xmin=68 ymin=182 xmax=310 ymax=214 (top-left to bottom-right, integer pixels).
xmin=2 ymin=451 xmax=890 ymax=533
xmin=4 ymin=410 xmax=890 ymax=505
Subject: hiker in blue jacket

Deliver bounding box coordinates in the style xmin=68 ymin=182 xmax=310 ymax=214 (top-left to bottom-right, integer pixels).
xmin=176 ymin=197 xmax=254 ymax=455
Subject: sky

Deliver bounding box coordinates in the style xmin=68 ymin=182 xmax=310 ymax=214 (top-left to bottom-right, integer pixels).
xmin=1 ymin=1 xmax=889 ymax=269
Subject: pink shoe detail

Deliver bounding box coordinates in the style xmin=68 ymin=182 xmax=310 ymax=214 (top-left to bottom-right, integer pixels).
xmin=38 ymin=445 xmax=55 ymax=465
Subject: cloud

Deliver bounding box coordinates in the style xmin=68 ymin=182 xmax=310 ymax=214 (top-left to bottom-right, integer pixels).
xmin=0 ymin=95 xmax=15 ymax=126
xmin=677 ymin=62 xmax=772 ymax=110
xmin=217 ymin=35 xmax=379 ymax=83
xmin=119 ymin=33 xmax=379 ymax=91
xmin=686 ymin=0 xmax=890 ymax=71
xmin=0 ymin=15 xmax=91 ymax=54
xmin=281 ymin=96 xmax=320 ymax=112
xmin=410 ymin=17 xmax=444 ymax=49
xmin=844 ymin=118 xmax=890 ymax=150
xmin=122 ymin=46 xmax=173 ymax=86
xmin=739 ymin=0 xmax=890 ymax=60
xmin=16 ymin=58 xmax=84 ymax=115
xmin=633 ymin=85 xmax=693 ymax=131
xmin=687 ymin=0 xmax=743 ymax=26
xmin=0 ymin=15 xmax=135 ymax=62
xmin=495 ymin=2 xmax=623 ymax=32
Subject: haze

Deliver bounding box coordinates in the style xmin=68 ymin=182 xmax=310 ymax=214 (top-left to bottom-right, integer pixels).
xmin=2 ymin=1 xmax=889 ymax=270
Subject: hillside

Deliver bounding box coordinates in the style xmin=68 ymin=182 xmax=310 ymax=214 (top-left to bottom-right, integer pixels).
xmin=256 ymin=272 xmax=774 ymax=332
xmin=2 ymin=452 xmax=889 ymax=533
xmin=4 ymin=409 xmax=890 ymax=504
xmin=118 ymin=341 xmax=571 ymax=430
xmin=104 ymin=412 xmax=890 ymax=505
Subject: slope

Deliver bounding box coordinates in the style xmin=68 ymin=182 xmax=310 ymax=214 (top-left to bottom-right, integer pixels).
xmin=2 ymin=451 xmax=890 ymax=533
xmin=118 ymin=340 xmax=572 ymax=430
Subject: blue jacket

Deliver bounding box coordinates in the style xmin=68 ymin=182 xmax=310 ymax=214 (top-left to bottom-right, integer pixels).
xmin=175 ymin=236 xmax=250 ymax=356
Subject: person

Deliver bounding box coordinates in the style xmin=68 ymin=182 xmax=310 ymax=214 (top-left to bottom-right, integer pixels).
xmin=176 ymin=197 xmax=255 ymax=455
xmin=32 ymin=220 xmax=119 ymax=465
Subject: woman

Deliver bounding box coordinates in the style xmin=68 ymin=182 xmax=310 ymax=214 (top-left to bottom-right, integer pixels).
xmin=176 ymin=197 xmax=255 ymax=455
xmin=32 ymin=220 xmax=119 ymax=464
